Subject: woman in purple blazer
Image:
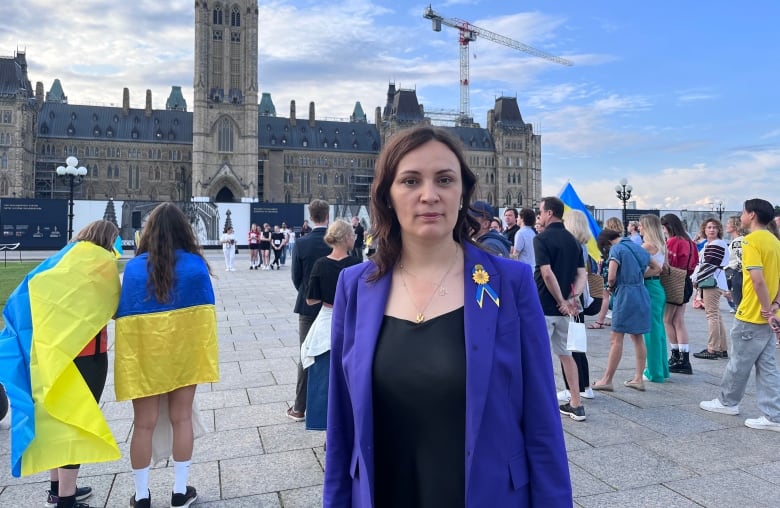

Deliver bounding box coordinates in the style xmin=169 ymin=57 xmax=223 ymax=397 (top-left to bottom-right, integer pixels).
xmin=324 ymin=126 xmax=571 ymax=507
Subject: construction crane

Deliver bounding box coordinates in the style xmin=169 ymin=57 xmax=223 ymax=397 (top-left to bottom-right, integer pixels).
xmin=424 ymin=5 xmax=572 ymax=123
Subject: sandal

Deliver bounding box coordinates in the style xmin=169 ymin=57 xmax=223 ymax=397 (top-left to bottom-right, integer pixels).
xmin=587 ymin=322 xmax=608 ymax=329
xmin=591 ymin=381 xmax=614 ymax=392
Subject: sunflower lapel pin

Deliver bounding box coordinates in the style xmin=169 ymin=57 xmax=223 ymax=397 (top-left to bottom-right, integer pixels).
xmin=472 ymin=264 xmax=499 ymax=309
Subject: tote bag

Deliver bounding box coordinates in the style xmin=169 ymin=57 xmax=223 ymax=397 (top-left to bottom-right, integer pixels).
xmin=566 ymin=316 xmax=587 ymax=352
xmin=660 ymin=264 xmax=687 ymax=305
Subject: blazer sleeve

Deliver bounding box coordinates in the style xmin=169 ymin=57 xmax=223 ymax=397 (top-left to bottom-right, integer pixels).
xmin=323 ymin=269 xmax=355 ymax=506
xmin=515 ymin=267 xmax=573 ymax=505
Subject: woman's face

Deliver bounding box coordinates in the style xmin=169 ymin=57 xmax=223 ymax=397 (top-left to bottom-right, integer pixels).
xmin=705 ymin=221 xmax=719 ymax=240
xmin=662 ymin=225 xmax=669 ymax=239
xmin=388 ymin=140 xmax=462 ymax=244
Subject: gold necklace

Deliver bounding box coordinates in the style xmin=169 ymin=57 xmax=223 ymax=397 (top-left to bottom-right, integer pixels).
xmin=399 ymin=245 xmax=459 ymax=323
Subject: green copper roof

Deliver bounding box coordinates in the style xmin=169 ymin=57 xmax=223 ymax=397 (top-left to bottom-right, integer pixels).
xmin=259 ymin=92 xmax=276 ymax=116
xmin=351 ymin=101 xmax=366 ymax=122
xmin=47 ymin=79 xmax=67 ymax=103
xmin=166 ymin=85 xmax=187 ymax=111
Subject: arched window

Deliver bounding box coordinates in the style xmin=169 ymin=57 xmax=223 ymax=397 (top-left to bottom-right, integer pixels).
xmin=218 ymin=118 xmax=234 ymax=152
xmin=505 ymin=192 xmax=512 ymax=206
xmin=230 ymin=5 xmax=240 ymax=27
xmin=516 ymin=192 xmax=524 ymax=207
xmin=0 ymin=178 xmax=8 ymax=195
xmin=0 ymin=152 xmax=7 ymax=170
xmin=213 ymin=5 xmax=223 ymax=25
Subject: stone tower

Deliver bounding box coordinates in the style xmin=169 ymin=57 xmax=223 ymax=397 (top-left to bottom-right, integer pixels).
xmin=192 ymin=1 xmax=259 ymax=202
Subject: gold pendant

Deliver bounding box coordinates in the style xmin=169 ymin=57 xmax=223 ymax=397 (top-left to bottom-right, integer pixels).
xmin=416 ymin=313 xmax=424 ymax=323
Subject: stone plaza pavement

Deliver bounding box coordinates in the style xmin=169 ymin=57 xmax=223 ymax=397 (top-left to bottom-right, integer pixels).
xmin=1 ymin=249 xmax=779 ymax=506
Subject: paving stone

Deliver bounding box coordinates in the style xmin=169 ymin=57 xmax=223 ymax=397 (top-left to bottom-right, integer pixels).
xmin=280 ymin=485 xmax=324 ymax=507
xmin=219 ymin=449 xmax=323 ymax=498
xmin=196 ymin=388 xmax=250 ymax=410
xmin=576 ymin=484 xmax=703 ymax=507
xmin=641 ymin=426 xmax=780 ymax=473
xmin=567 ymin=442 xmax=696 ymax=490
xmin=259 ymin=422 xmax=325 ymax=454
xmin=664 ymin=468 xmax=780 ymax=507
xmin=561 ymin=411 xmax=664 ymax=447
xmin=214 ymin=402 xmax=292 ymax=431
xmin=193 ymin=427 xmax=264 ymax=462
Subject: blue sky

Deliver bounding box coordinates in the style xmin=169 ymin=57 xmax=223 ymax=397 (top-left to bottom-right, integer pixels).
xmin=4 ymin=0 xmax=779 ymax=210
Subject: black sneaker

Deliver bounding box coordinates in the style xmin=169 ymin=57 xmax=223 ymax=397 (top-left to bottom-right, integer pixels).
xmin=46 ymin=487 xmax=93 ymax=507
xmin=559 ymin=402 xmax=586 ymax=421
xmin=693 ymin=349 xmax=719 ymax=360
xmin=171 ymin=486 xmax=197 ymax=507
xmin=718 ymin=350 xmax=728 ymax=359
xmin=130 ymin=492 xmax=151 ymax=508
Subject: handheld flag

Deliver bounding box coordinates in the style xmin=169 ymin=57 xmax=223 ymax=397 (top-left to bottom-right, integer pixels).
xmin=559 ymin=182 xmax=602 ymax=261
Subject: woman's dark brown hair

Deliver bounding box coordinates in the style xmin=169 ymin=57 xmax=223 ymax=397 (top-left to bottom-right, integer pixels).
xmin=368 ymin=126 xmax=478 ymax=281
xmin=136 ymin=202 xmax=211 ymax=302
xmin=74 ymin=220 xmax=119 ymax=251
xmin=660 ymin=213 xmax=690 ymax=240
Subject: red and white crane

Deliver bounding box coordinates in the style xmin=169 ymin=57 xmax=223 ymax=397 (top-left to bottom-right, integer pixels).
xmin=424 ymin=5 xmax=572 ymax=123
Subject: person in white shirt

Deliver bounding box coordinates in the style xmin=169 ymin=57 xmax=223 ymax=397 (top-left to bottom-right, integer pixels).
xmin=220 ymin=227 xmax=237 ymax=271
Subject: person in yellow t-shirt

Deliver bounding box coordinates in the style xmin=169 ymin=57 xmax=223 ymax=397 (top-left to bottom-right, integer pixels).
xmin=699 ymin=198 xmax=780 ymax=432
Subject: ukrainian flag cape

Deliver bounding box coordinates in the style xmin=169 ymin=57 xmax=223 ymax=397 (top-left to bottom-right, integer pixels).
xmin=0 ymin=241 xmax=121 ymax=477
xmin=559 ymin=181 xmax=602 ymax=262
xmin=114 ymin=251 xmax=218 ymax=401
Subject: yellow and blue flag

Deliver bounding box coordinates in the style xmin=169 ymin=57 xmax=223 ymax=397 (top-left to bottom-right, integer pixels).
xmin=559 ymin=181 xmax=602 ymax=262
xmin=0 ymin=241 xmax=121 ymax=477
xmin=114 ymin=251 xmax=218 ymax=401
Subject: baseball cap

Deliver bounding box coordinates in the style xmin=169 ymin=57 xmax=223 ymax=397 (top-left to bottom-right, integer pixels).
xmin=469 ymin=201 xmax=496 ymax=220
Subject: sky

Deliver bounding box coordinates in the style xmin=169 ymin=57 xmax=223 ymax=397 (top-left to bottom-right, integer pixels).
xmin=3 ymin=0 xmax=779 ymax=211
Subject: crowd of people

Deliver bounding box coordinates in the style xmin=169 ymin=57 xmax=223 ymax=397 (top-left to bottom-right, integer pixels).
xmin=1 ymin=124 xmax=779 ymax=507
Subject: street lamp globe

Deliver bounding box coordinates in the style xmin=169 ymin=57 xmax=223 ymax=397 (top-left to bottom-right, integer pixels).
xmin=57 ymin=156 xmax=88 ymax=241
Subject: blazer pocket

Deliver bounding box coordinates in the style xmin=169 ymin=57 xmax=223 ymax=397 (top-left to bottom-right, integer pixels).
xmin=350 ymin=451 xmax=360 ymax=479
xmin=508 ymin=454 xmax=529 ymax=491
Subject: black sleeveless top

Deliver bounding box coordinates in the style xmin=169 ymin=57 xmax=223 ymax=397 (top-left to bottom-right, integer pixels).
xmin=372 ymin=307 xmax=466 ymax=508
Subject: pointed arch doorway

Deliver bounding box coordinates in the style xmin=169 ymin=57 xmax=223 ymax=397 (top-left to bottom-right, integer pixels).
xmin=215 ymin=186 xmax=235 ymax=203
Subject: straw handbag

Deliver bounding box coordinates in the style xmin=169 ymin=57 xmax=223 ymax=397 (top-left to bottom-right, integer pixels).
xmin=660 ymin=264 xmax=687 ymax=305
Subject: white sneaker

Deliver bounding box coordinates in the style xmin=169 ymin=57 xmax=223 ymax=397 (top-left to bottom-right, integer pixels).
xmin=699 ymin=398 xmax=740 ymax=415
xmin=229 ymin=267 xmax=236 ymax=271
xmin=744 ymin=416 xmax=780 ymax=432
xmin=556 ymin=389 xmax=571 ymax=402
xmin=580 ymin=387 xmax=595 ymax=399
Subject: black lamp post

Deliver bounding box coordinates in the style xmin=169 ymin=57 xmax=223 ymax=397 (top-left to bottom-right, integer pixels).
xmin=614 ymin=178 xmax=633 ymax=236
xmin=56 ymin=156 xmax=87 ymax=241
xmin=715 ymin=201 xmax=725 ymax=221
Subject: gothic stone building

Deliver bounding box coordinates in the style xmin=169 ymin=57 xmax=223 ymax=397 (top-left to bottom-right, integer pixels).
xmin=0 ymin=0 xmax=542 ymax=210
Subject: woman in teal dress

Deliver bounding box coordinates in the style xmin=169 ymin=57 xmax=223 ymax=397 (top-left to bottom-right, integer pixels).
xmin=639 ymin=214 xmax=669 ymax=383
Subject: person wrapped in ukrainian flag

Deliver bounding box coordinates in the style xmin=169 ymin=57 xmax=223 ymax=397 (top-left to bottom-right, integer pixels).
xmin=0 ymin=220 xmax=122 ymax=508
xmin=114 ymin=203 xmax=218 ymax=508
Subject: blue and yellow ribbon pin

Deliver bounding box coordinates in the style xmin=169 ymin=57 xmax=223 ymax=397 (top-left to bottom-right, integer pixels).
xmin=472 ymin=264 xmax=499 ymax=309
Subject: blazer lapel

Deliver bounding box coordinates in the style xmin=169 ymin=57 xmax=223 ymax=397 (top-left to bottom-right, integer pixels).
xmin=350 ymin=269 xmax=391 ymax=457
xmin=462 ymin=244 xmax=500 ymax=481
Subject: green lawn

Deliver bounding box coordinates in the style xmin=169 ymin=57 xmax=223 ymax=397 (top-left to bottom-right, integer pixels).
xmin=0 ymin=262 xmax=41 ymax=311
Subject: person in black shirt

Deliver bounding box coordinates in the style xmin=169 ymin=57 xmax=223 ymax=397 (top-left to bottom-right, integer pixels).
xmin=300 ymin=219 xmax=360 ymax=431
xmin=270 ymin=225 xmax=285 ymax=270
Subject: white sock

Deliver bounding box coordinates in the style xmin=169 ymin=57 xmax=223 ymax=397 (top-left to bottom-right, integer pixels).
xmin=173 ymin=459 xmax=191 ymax=495
xmin=679 ymin=344 xmax=689 ymax=353
xmin=671 ymin=344 xmax=679 ymax=351
xmin=133 ymin=466 xmax=150 ymax=500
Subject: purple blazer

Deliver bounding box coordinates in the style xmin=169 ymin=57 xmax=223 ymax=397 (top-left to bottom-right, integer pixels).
xmin=324 ymin=242 xmax=572 ymax=507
